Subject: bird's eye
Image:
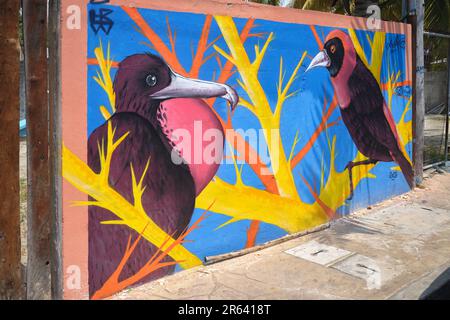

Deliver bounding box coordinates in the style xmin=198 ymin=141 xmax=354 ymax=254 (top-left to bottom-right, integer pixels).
xmin=146 ymin=74 xmax=157 ymax=87
xmin=330 ymin=45 xmax=336 ymax=54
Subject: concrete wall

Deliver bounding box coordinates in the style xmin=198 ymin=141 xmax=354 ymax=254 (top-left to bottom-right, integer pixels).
xmin=425 ymin=71 xmax=448 ymax=113
xmin=60 ymin=0 xmax=413 ymax=299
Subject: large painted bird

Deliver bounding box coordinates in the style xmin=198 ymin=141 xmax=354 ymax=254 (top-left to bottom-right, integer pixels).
xmin=87 ymin=53 xmax=238 ymax=296
xmin=306 ymin=30 xmax=414 ymax=199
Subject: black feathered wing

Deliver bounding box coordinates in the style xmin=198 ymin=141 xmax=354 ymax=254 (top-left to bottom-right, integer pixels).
xmin=342 ymin=56 xmax=414 ymax=188
xmin=87 ymin=112 xmax=196 ymax=297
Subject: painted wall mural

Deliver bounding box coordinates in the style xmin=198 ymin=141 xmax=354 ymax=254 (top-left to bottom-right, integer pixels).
xmin=61 ymin=1 xmax=412 ymax=299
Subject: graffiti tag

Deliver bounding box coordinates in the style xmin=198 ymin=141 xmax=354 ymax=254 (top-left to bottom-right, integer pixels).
xmin=89 ymin=8 xmax=114 ymax=35
xmin=387 ymin=36 xmax=406 ymax=51
xmin=389 ymin=171 xmax=398 ymax=180
xmin=395 ymin=85 xmax=412 ymax=97
xmin=416 ymin=65 xmax=426 ymax=74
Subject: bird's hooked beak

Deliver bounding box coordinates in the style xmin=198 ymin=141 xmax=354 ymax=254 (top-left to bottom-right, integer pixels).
xmin=150 ymin=70 xmax=239 ymax=111
xmin=306 ymin=50 xmax=331 ymax=72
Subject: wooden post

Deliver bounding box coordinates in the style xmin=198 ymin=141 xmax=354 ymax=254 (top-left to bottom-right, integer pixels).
xmin=0 ymin=0 xmax=24 ymax=300
xmin=23 ymin=0 xmax=52 ymax=299
xmin=48 ymin=0 xmax=63 ymax=300
xmin=445 ymin=43 xmax=450 ymax=163
xmin=409 ymin=0 xmax=425 ymax=185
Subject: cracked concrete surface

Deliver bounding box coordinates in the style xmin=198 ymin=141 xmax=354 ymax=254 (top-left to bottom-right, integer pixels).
xmin=111 ymin=169 xmax=450 ymax=300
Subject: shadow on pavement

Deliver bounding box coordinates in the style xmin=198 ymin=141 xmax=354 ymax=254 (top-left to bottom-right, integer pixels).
xmin=420 ymin=267 xmax=450 ymax=300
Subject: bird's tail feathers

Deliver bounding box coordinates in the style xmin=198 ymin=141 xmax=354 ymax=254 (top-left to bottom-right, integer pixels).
xmin=392 ymin=151 xmax=414 ymax=189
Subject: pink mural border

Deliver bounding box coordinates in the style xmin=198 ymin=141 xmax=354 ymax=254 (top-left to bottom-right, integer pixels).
xmin=60 ymin=0 xmax=412 ymax=299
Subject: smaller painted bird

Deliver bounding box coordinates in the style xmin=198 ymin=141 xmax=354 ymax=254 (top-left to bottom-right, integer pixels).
xmin=306 ymin=30 xmax=414 ymax=199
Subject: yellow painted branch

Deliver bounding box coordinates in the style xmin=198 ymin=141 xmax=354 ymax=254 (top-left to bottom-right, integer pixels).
xmin=274 ymin=51 xmax=307 ymax=122
xmin=349 ymin=28 xmax=369 ymax=68
xmin=318 ymin=138 xmax=377 ymax=210
xmin=93 ymin=40 xmax=116 ymax=114
xmin=62 ymin=145 xmax=202 ymax=269
xmin=349 ymin=29 xmax=385 ymax=85
xmin=214 ymin=15 xmax=299 ymax=200
xmin=396 ymin=98 xmax=413 ymax=164
xmin=196 ymin=178 xmax=328 ymax=234
xmin=196 ymin=138 xmax=374 ymax=233
xmin=370 ymin=32 xmax=386 ymax=83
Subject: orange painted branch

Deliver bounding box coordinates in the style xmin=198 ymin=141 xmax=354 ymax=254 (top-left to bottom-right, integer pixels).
xmin=300 ymin=175 xmax=334 ymax=219
xmin=381 ymin=80 xmax=411 ymax=91
xmin=88 ymin=58 xmax=119 ymax=68
xmin=245 ymin=220 xmax=261 ymax=248
xmin=92 ymin=206 xmax=211 ymax=300
xmin=310 ymin=25 xmax=324 ymax=49
xmin=290 ymin=26 xmax=340 ymax=169
xmin=189 ymin=15 xmax=213 ymax=78
xmin=91 ymin=233 xmax=177 ymax=300
xmin=121 ymin=6 xmax=187 ymax=75
xmin=166 ymin=16 xmax=176 ymax=53
xmin=291 ymin=96 xmax=338 ymax=169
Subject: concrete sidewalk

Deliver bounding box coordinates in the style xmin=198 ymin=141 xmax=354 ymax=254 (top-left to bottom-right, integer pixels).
xmin=112 ymin=169 xmax=450 ymax=300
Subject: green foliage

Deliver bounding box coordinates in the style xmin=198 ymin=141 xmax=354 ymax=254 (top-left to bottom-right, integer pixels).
xmin=424 ymin=0 xmax=450 ymax=71
xmin=251 ymin=0 xmax=449 ymax=33
xmin=425 ymin=0 xmax=450 ymax=33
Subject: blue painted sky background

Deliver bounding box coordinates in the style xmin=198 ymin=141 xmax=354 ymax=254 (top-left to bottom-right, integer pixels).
xmin=87 ymin=4 xmax=412 ymax=264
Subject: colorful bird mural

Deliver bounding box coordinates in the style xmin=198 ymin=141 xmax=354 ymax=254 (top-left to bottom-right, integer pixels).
xmin=87 ymin=53 xmax=238 ymax=296
xmin=61 ymin=3 xmax=414 ymax=299
xmin=307 ymin=30 xmax=414 ymax=199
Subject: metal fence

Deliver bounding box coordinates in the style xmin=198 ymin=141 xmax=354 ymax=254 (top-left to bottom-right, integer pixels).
xmin=424 ymin=34 xmax=449 ymax=167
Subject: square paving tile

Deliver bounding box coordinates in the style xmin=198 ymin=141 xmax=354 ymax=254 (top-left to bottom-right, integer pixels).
xmin=331 ymin=254 xmax=382 ymax=289
xmin=284 ymin=240 xmax=353 ymax=266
